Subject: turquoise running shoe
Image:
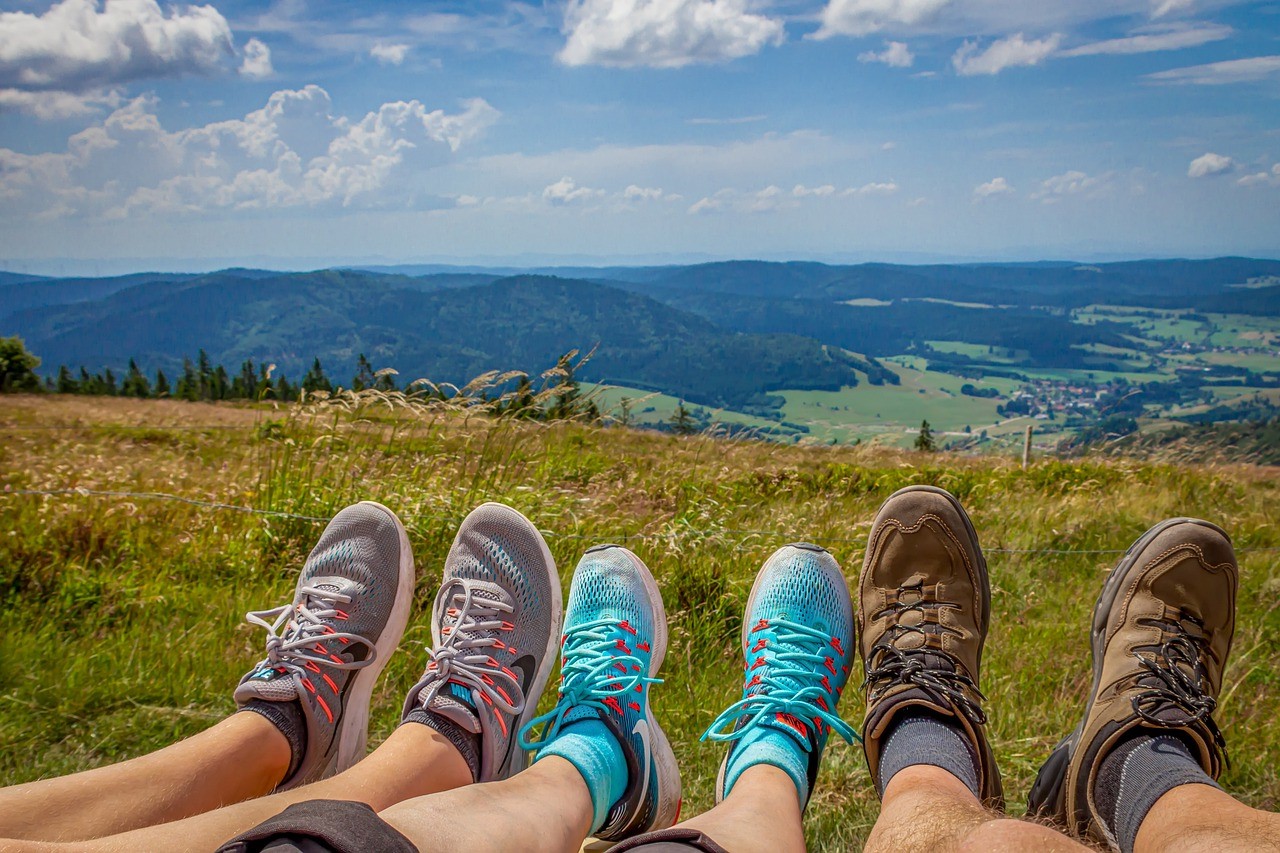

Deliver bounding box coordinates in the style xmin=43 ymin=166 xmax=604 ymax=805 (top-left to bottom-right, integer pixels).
xmin=703 ymin=543 xmax=858 ymax=807
xmin=520 ymin=545 xmax=681 ymax=842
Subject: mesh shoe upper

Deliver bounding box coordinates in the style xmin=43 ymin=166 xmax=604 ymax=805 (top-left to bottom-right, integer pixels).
xmin=1028 ymin=518 xmax=1238 ymax=846
xmin=521 ymin=545 xmax=681 ymax=842
xmin=401 ymin=502 xmax=561 ymax=782
xmin=236 ymin=501 xmax=413 ymax=789
xmin=704 ymin=543 xmax=858 ymax=806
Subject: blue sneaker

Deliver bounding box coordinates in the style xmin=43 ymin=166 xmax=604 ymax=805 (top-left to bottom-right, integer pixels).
xmin=703 ymin=543 xmax=858 ymax=807
xmin=520 ymin=545 xmax=681 ymax=842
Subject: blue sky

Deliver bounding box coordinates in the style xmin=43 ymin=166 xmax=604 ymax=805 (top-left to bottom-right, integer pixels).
xmin=0 ymin=0 xmax=1278 ymax=272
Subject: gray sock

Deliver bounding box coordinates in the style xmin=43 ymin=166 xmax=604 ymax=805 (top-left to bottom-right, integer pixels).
xmin=876 ymin=710 xmax=980 ymax=798
xmin=1094 ymin=732 xmax=1219 ymax=853
xmin=240 ymin=699 xmax=306 ymax=784
xmin=403 ymin=709 xmax=482 ymax=782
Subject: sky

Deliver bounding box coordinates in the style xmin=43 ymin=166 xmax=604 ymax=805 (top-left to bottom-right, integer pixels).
xmin=0 ymin=0 xmax=1278 ymax=273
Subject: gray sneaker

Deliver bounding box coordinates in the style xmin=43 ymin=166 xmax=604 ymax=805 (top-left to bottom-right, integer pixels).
xmin=235 ymin=501 xmax=415 ymax=789
xmin=402 ymin=502 xmax=563 ymax=781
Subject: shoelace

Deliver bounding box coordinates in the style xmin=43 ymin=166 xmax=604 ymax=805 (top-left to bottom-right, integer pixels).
xmin=703 ymin=619 xmax=858 ymax=748
xmin=519 ymin=617 xmax=660 ymax=750
xmin=1131 ymin=611 xmax=1229 ymax=764
xmin=862 ymin=582 xmax=988 ymax=725
xmin=246 ymin=585 xmax=376 ymax=678
xmin=418 ymin=580 xmax=525 ymax=723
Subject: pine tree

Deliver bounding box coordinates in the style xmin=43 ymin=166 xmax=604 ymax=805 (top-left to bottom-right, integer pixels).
xmin=103 ymin=367 xmax=118 ymax=396
xmin=213 ymin=365 xmax=229 ymax=401
xmin=78 ymin=367 xmax=92 ymax=394
xmin=197 ymin=350 xmax=213 ymax=400
xmin=121 ymin=359 xmax=151 ymax=398
xmin=506 ymin=375 xmax=535 ymax=418
xmin=256 ymin=363 xmax=273 ymax=400
xmin=176 ymin=357 xmax=199 ymax=402
xmin=275 ymin=373 xmax=295 ymax=402
xmin=0 ymin=336 xmax=42 ymax=393
xmin=352 ymin=354 xmax=375 ymax=391
xmin=670 ymin=401 xmax=697 ymax=436
xmin=56 ymin=365 xmax=77 ymax=394
xmin=302 ymin=358 xmax=333 ymax=394
xmin=233 ymin=360 xmax=257 ymax=399
xmin=154 ymin=369 xmax=170 ymax=397
xmin=914 ymin=419 xmax=937 ymax=452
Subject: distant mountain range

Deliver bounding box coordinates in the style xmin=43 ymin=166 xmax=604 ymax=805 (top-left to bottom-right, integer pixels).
xmin=4 ymin=257 xmax=1279 ymax=412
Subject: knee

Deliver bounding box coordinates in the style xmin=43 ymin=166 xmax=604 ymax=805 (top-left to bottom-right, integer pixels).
xmin=958 ymin=818 xmax=1079 ymax=852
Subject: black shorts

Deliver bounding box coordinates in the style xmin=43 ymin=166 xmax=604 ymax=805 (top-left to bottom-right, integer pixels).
xmin=217 ymin=800 xmax=728 ymax=853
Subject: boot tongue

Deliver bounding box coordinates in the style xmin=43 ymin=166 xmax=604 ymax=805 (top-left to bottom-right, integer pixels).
xmin=424 ymin=683 xmax=482 ymax=734
xmin=235 ymin=667 xmax=302 ymax=704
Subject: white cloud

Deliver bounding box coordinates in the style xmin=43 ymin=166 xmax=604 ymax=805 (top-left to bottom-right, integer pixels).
xmin=1236 ymin=165 xmax=1280 ymax=187
xmin=239 ymin=38 xmax=273 ymax=79
xmin=0 ymin=86 xmax=120 ymax=119
xmin=543 ymin=176 xmax=605 ymax=204
xmin=0 ymin=86 xmax=500 ymax=219
xmin=558 ymin=0 xmax=784 ymax=68
xmin=623 ymin=184 xmax=681 ymax=202
xmin=1147 ymin=55 xmax=1280 ymax=85
xmin=1187 ymin=152 xmax=1233 ymax=178
xmin=953 ymin=33 xmax=1063 ymax=76
xmin=793 ymin=183 xmax=836 ymax=197
xmin=858 ymin=41 xmax=915 ymax=67
xmin=974 ymin=176 xmax=1013 ymax=198
xmin=1152 ymin=0 xmax=1196 ymax=17
xmin=814 ymin=0 xmax=950 ymax=39
xmin=0 ymin=0 xmax=234 ymax=92
xmin=1060 ymin=23 xmax=1231 ymax=57
xmin=842 ymin=181 xmax=899 ymax=195
xmin=1031 ymin=170 xmax=1112 ymax=202
xmin=370 ymin=43 xmax=411 ymax=65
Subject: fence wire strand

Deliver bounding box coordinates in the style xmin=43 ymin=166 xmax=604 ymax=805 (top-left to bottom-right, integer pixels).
xmin=6 ymin=486 xmax=1280 ymax=556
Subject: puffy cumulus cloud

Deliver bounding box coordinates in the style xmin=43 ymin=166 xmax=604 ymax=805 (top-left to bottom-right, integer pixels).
xmin=953 ymin=33 xmax=1062 ymax=76
xmin=1147 ymin=55 xmax=1280 ymax=85
xmin=973 ymin=176 xmax=1013 ymax=198
xmin=542 ymin=176 xmax=606 ymax=204
xmin=239 ymin=38 xmax=273 ymax=79
xmin=1031 ymin=170 xmax=1112 ymax=202
xmin=558 ymin=0 xmax=784 ymax=68
xmin=623 ymin=184 xmax=682 ymax=202
xmin=1060 ymin=22 xmax=1231 ymax=57
xmin=0 ymin=0 xmax=234 ymax=104
xmin=0 ymin=86 xmax=500 ymax=220
xmin=793 ymin=183 xmax=836 ymax=197
xmin=858 ymin=41 xmax=914 ymax=67
xmin=371 ymin=43 xmax=411 ymax=65
xmin=814 ymin=0 xmax=949 ymax=39
xmin=1237 ymin=164 xmax=1280 ymax=188
xmin=843 ymin=180 xmax=899 ymax=195
xmin=1187 ymin=152 xmax=1233 ymax=178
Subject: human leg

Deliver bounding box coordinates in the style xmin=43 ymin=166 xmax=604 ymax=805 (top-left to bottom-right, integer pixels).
xmin=0 ymin=501 xmax=416 ymax=842
xmin=1028 ymin=517 xmax=1246 ymax=853
xmin=0 ymin=501 xmax=563 ymax=852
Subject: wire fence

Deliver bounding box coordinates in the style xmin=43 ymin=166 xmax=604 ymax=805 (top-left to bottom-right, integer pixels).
xmin=7 ymin=486 xmax=1280 ymax=556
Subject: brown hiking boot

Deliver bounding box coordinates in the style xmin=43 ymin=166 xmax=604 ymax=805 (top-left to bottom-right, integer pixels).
xmin=858 ymin=485 xmax=1003 ymax=808
xmin=1027 ymin=518 xmax=1237 ymax=847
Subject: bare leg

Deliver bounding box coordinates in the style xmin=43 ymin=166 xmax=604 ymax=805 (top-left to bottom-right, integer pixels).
xmin=1136 ymin=784 xmax=1280 ymax=853
xmin=380 ymin=756 xmax=593 ymax=853
xmin=672 ymin=766 xmax=804 ymax=853
xmin=0 ymin=724 xmax=471 ymax=853
xmin=865 ymin=765 xmax=1088 ymax=853
xmin=0 ymin=713 xmax=290 ymax=842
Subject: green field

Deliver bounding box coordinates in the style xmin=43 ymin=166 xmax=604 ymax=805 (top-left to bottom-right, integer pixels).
xmin=3 ymin=395 xmax=1280 ymax=850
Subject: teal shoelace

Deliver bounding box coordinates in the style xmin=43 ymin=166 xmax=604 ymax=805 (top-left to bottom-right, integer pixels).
xmin=703 ymin=618 xmax=860 ymax=747
xmin=519 ymin=617 xmax=661 ymax=750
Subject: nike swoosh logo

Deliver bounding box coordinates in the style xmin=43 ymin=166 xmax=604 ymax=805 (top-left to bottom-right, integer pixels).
xmin=512 ymin=653 xmax=537 ymax=700
xmin=630 ymin=716 xmax=652 ymax=823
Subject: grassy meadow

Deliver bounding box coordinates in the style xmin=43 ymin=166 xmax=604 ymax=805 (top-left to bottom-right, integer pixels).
xmin=2 ymin=394 xmax=1280 ymax=849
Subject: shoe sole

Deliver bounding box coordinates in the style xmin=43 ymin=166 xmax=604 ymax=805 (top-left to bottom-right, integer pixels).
xmin=589 ymin=544 xmax=682 ymax=834
xmin=1027 ymin=517 xmax=1231 ymax=818
xmin=332 ymin=500 xmax=417 ymax=775
xmin=716 ymin=542 xmax=852 ymax=803
xmin=468 ymin=502 xmax=565 ymax=780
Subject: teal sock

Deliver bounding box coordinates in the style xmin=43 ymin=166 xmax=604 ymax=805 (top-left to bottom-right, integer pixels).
xmin=723 ymin=725 xmax=810 ymax=804
xmin=537 ymin=717 xmax=628 ymax=834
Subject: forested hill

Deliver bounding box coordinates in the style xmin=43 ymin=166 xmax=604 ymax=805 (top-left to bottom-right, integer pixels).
xmin=1 ymin=271 xmax=867 ymax=410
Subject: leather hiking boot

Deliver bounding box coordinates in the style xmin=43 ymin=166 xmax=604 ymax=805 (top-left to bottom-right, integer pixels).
xmin=858 ymin=485 xmax=1003 ymax=808
xmin=1028 ymin=518 xmax=1237 ymax=847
